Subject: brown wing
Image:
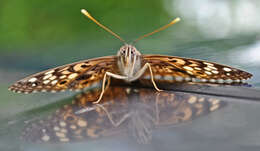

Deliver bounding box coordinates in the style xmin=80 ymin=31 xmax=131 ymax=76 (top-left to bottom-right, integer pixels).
xmin=142 ymin=55 xmax=252 ymax=84
xmin=9 ymin=56 xmax=118 ymax=94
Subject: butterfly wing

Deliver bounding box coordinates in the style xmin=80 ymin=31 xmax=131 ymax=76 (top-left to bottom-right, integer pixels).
xmin=142 ymin=55 xmax=252 ymax=83
xmin=9 ymin=56 xmax=118 ymax=93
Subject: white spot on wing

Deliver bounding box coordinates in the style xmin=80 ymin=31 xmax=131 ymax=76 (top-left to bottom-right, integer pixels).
xmin=154 ymin=75 xmax=161 ymax=80
xmin=204 ymin=67 xmax=212 ymax=71
xmin=143 ymin=75 xmax=151 ymax=79
xmin=201 ymin=78 xmax=207 ymax=82
xmin=207 ymin=65 xmax=218 ymax=70
xmin=223 ymin=67 xmax=232 ymax=72
xmin=205 ymin=71 xmax=212 ymax=75
xmin=209 ymin=79 xmax=216 ymax=83
xmin=194 ymin=67 xmax=202 ymax=70
xmin=192 ymin=78 xmax=200 ymax=82
xmin=28 ymin=77 xmax=37 ymax=83
xmin=51 ymin=80 xmax=58 ymax=85
xmin=225 ymin=79 xmax=233 ymax=83
xmin=164 ymin=75 xmax=173 ymax=81
xmin=234 ymin=79 xmax=241 ymax=82
xmin=186 ymin=71 xmax=194 ymax=75
xmin=212 ymin=70 xmax=219 ymax=74
xmin=217 ymin=79 xmax=224 ymax=83
xmin=68 ymin=73 xmax=78 ymax=79
xmin=43 ymin=74 xmax=52 ymax=80
xmin=59 ymin=75 xmax=67 ymax=79
xmin=49 ymin=76 xmax=57 ymax=80
xmin=175 ymin=76 xmax=183 ymax=81
xmin=183 ymin=66 xmax=194 ymax=71
xmin=45 ymin=70 xmax=55 ymax=75
xmin=203 ymin=62 xmax=214 ymax=66
xmin=185 ymin=77 xmax=191 ymax=81
xmin=43 ymin=80 xmax=50 ymax=84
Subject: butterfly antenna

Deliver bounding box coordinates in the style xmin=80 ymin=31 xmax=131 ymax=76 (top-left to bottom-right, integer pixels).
xmin=133 ymin=17 xmax=181 ymax=43
xmin=81 ymin=9 xmax=126 ymax=43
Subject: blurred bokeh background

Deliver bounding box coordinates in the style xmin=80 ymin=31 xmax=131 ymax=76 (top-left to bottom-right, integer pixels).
xmin=1 ymin=0 xmax=260 ymax=150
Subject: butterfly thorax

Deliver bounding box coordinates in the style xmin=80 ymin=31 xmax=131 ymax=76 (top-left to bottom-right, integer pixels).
xmin=117 ymin=44 xmax=142 ymax=81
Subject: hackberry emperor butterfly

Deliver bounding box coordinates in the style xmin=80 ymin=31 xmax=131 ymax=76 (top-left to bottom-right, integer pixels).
xmin=9 ymin=9 xmax=252 ymax=104
xmin=22 ymin=86 xmax=226 ymax=143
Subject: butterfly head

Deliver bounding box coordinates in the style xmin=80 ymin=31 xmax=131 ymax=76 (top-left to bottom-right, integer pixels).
xmin=117 ymin=44 xmax=141 ymax=57
xmin=117 ymin=44 xmax=142 ymax=78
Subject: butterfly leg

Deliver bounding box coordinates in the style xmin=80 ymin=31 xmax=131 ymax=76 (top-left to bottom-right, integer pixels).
xmin=96 ymin=104 xmax=131 ymax=127
xmin=130 ymin=63 xmax=162 ymax=92
xmin=93 ymin=72 xmax=127 ymax=104
xmin=146 ymin=63 xmax=163 ymax=92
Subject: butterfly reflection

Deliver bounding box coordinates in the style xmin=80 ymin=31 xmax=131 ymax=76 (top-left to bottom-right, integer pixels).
xmin=22 ymin=86 xmax=226 ymax=144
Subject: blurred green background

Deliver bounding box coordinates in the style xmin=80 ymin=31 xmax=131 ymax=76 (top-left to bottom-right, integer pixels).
xmin=1 ymin=0 xmax=260 ymax=150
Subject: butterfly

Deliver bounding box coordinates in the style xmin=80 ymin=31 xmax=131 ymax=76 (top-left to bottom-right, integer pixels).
xmin=21 ymin=86 xmax=226 ymax=144
xmin=9 ymin=9 xmax=252 ymax=104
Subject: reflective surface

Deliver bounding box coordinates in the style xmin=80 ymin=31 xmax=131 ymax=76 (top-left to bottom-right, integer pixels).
xmin=21 ymin=86 xmax=226 ymax=144
xmin=2 ymin=84 xmax=260 ymax=151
